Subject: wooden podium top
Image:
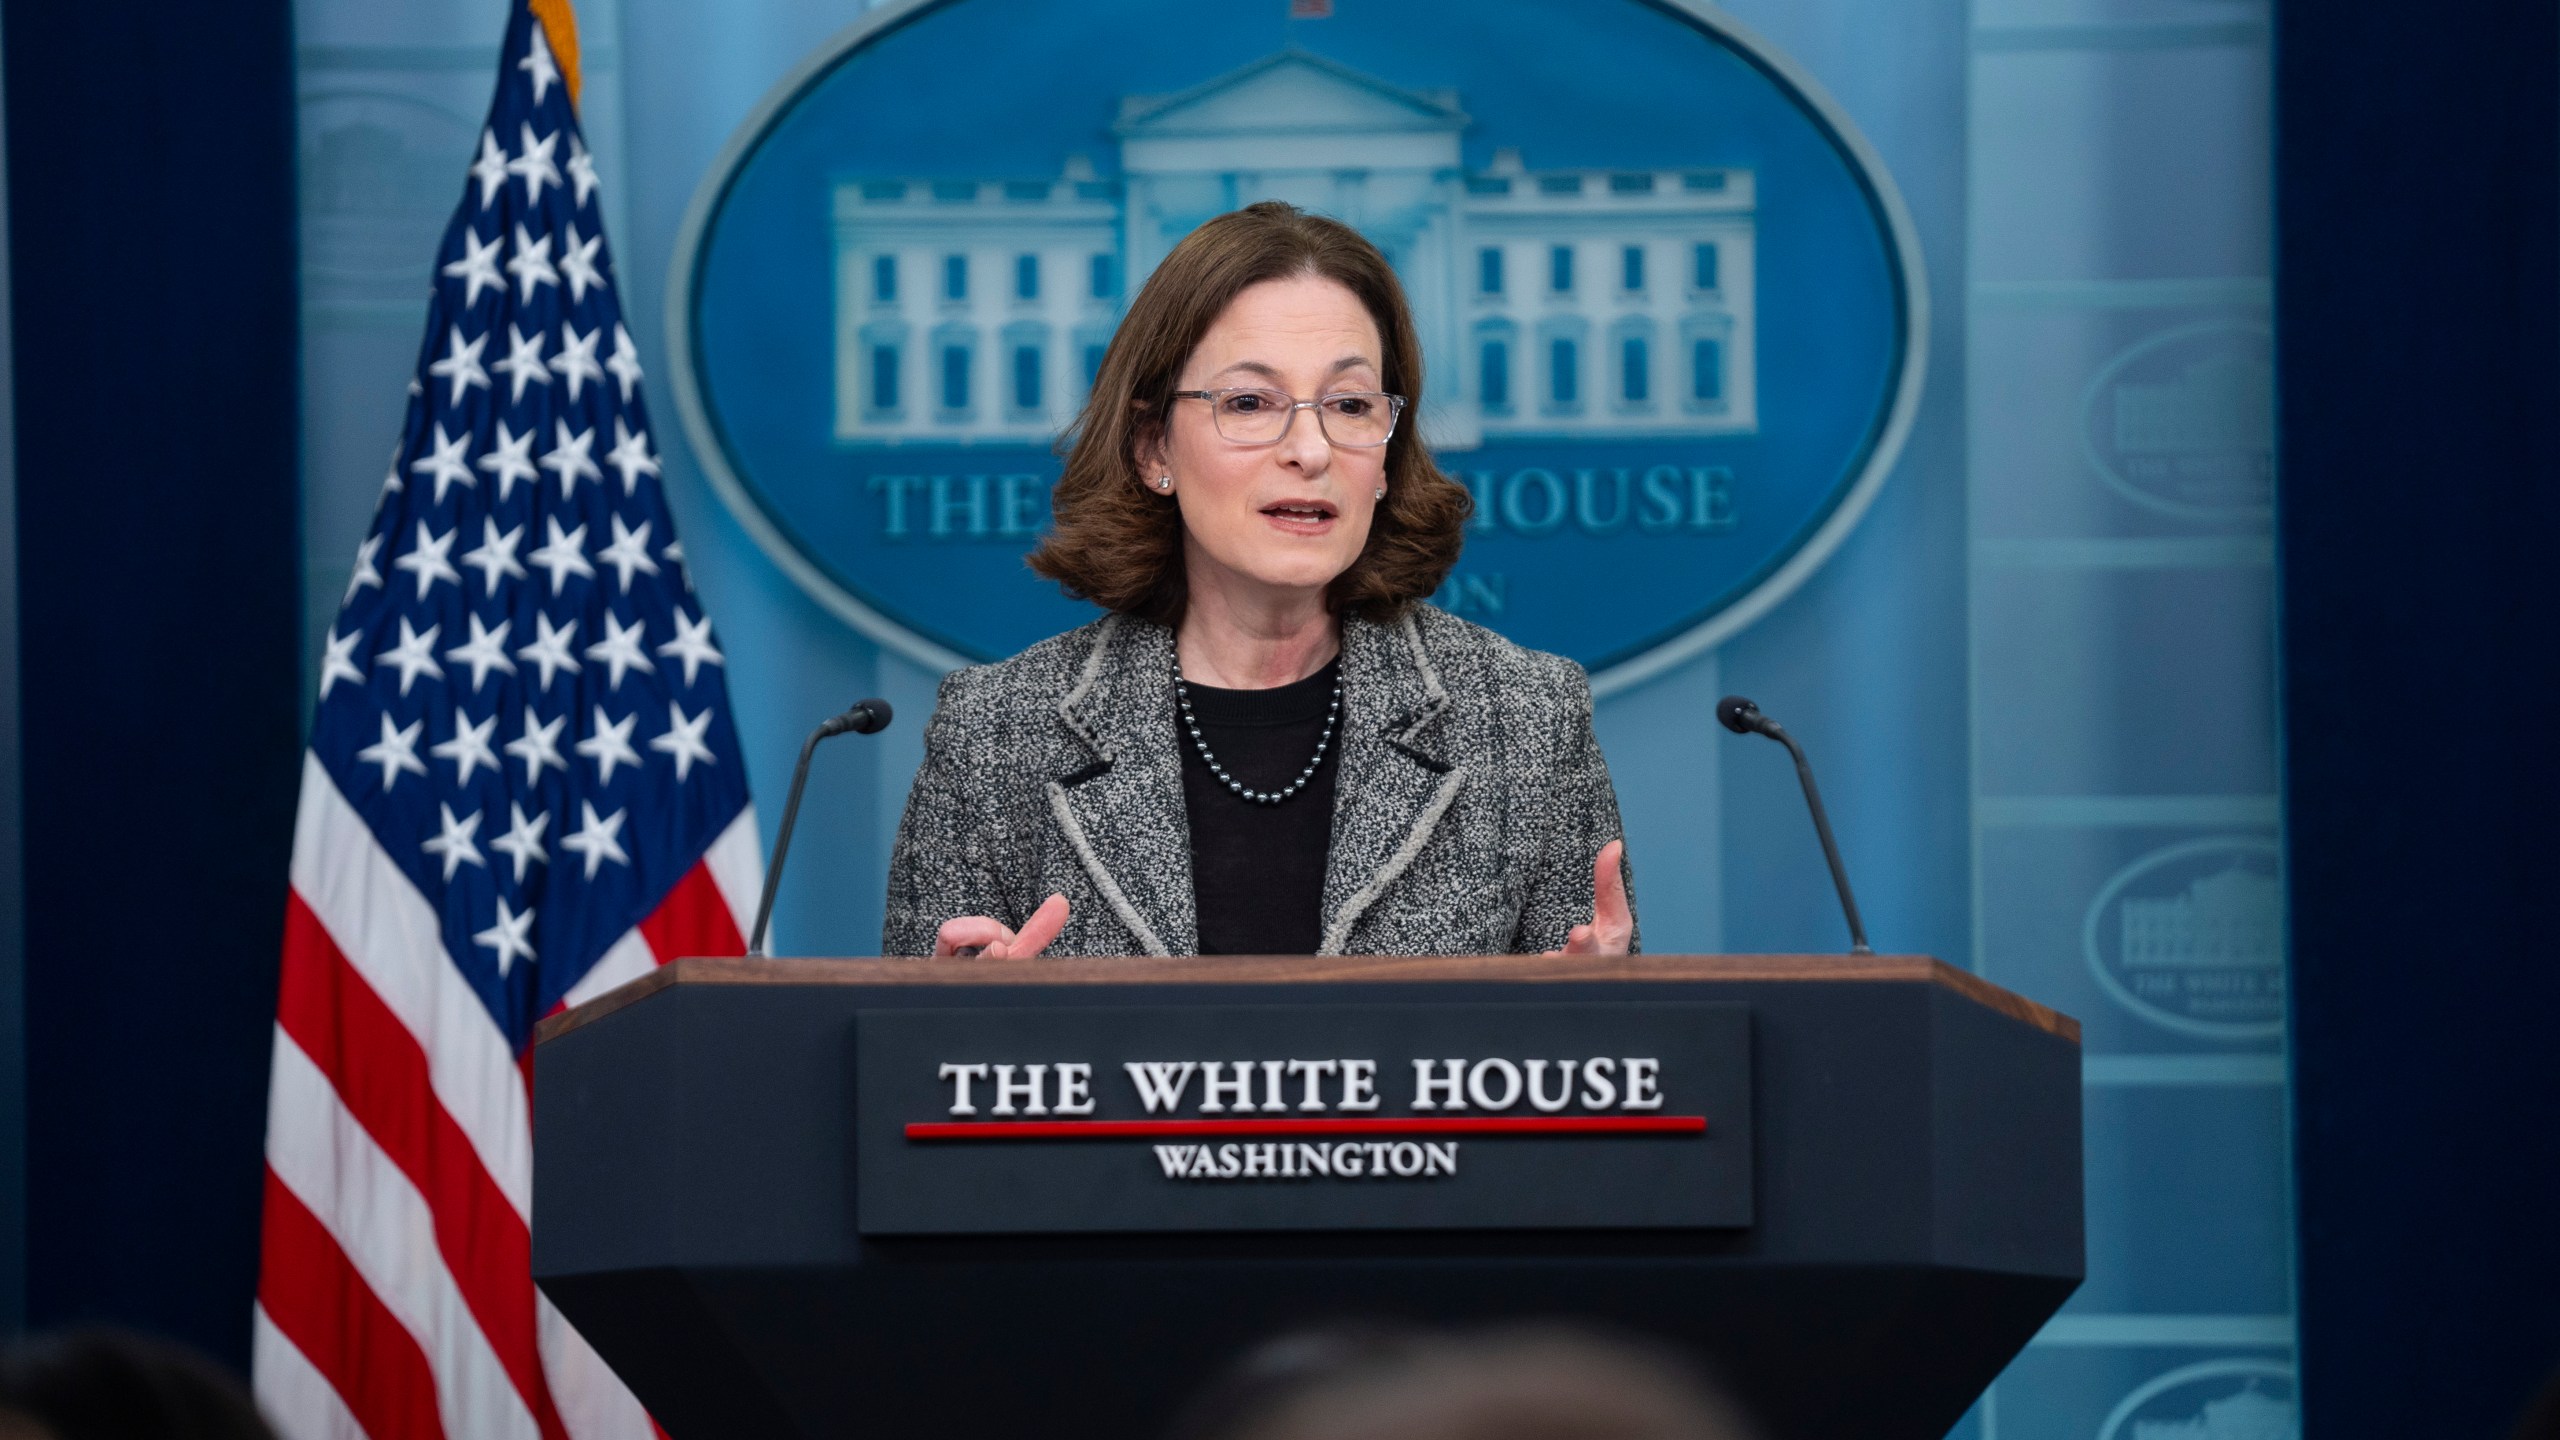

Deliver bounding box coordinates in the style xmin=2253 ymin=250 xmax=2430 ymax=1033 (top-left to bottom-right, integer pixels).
xmin=535 ymin=952 xmax=2077 ymax=1047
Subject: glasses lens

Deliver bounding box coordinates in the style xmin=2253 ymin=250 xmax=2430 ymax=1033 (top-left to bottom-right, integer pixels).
xmin=1212 ymin=389 xmax=1293 ymax=443
xmin=1317 ymin=393 xmax=1397 ymax=447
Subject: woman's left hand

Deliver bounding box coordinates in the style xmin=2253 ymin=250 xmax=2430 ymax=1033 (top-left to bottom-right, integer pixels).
xmin=1547 ymin=839 xmax=1633 ymax=956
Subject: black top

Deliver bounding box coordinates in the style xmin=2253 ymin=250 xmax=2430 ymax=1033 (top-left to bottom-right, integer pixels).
xmin=1177 ymin=657 xmax=1342 ymax=955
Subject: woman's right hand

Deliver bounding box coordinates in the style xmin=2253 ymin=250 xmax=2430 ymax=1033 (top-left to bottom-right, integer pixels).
xmin=932 ymin=893 xmax=1071 ymax=958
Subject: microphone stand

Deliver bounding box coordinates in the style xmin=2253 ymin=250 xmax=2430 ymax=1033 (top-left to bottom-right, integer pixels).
xmin=747 ymin=699 xmax=894 ymax=958
xmin=1717 ymin=696 xmax=1872 ymax=956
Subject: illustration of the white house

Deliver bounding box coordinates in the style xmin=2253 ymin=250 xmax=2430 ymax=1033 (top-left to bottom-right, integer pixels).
xmin=2114 ymin=352 xmax=2273 ymax=463
xmin=2121 ymin=864 xmax=2283 ymax=972
xmin=832 ymin=49 xmax=1758 ymax=450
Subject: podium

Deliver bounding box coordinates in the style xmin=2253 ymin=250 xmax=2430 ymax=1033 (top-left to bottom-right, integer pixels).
xmin=531 ymin=954 xmax=2081 ymax=1440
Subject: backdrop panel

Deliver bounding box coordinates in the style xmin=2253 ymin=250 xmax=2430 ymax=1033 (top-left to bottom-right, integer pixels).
xmin=289 ymin=0 xmax=2282 ymax=1432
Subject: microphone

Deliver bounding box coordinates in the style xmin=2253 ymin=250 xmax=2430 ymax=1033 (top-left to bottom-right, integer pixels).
xmin=1716 ymin=695 xmax=1872 ymax=956
xmin=745 ymin=699 xmax=895 ymax=957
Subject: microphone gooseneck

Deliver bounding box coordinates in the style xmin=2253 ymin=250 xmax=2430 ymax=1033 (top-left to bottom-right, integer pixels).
xmin=1714 ymin=694 xmax=1872 ymax=956
xmin=746 ymin=699 xmax=896 ymax=957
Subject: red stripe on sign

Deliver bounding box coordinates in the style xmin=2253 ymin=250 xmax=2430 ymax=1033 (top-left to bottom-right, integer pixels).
xmin=638 ymin=858 xmax=746 ymax=962
xmin=905 ymin=1115 xmax=1708 ymax=1140
xmin=274 ymin=892 xmax=569 ymax=1440
xmin=259 ymin=1167 xmax=448 ymax=1440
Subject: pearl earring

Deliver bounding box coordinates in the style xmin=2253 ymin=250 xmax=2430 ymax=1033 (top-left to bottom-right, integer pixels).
xmin=1374 ymin=486 xmax=1386 ymax=501
xmin=1156 ymin=475 xmax=1173 ymax=491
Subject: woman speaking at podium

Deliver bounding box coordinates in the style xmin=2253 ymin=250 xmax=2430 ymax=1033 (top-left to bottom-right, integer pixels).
xmin=884 ymin=202 xmax=1637 ymax=959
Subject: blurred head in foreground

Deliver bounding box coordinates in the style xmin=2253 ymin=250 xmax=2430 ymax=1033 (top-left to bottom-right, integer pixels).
xmin=1170 ymin=1324 xmax=1760 ymax=1440
xmin=0 ymin=1329 xmax=275 ymax=1440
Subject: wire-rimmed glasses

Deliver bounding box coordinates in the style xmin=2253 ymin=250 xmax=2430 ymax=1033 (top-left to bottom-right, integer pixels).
xmin=1170 ymin=387 xmax=1407 ymax=448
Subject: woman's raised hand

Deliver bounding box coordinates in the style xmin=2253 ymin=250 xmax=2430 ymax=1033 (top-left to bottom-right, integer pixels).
xmin=932 ymin=894 xmax=1071 ymax=958
xmin=1547 ymin=840 xmax=1633 ymax=957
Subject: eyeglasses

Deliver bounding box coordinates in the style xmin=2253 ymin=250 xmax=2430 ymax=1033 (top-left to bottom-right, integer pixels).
xmin=1170 ymin=387 xmax=1407 ymax=448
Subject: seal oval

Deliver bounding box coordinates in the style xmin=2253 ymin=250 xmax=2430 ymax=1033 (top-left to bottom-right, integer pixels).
xmin=2079 ymin=319 xmax=2275 ymax=523
xmin=2082 ymin=835 xmax=2287 ymax=1042
xmin=2095 ymin=1359 xmax=2296 ymax=1440
xmin=669 ymin=0 xmax=1926 ymax=691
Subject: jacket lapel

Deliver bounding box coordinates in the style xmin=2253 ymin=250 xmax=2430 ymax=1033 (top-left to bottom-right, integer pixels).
xmin=1318 ymin=612 xmax=1469 ymax=955
xmin=1048 ymin=616 xmax=1198 ymax=956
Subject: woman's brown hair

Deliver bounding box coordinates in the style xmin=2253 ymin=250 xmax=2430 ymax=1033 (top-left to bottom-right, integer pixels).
xmin=1027 ymin=201 xmax=1472 ymax=624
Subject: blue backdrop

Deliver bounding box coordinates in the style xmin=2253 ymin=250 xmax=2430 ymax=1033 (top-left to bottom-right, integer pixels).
xmin=286 ymin=1 xmax=2284 ymax=1433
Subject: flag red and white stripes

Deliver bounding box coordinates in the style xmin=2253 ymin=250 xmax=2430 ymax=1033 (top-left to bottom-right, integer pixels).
xmin=259 ymin=763 xmax=755 ymax=1438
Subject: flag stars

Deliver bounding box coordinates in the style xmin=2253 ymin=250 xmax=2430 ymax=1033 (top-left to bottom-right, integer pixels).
xmin=508 ymin=123 xmax=562 ymax=206
xmin=490 ymin=802 xmax=550 ymax=883
xmin=356 ymin=714 xmax=429 ymax=790
xmin=505 ymin=706 xmax=568 ymax=783
xmin=651 ymin=701 xmax=717 ymax=782
xmin=541 ymin=421 xmax=601 ymax=497
xmin=567 ymin=135 xmax=599 ymax=209
xmin=470 ymin=130 xmax=510 ymax=209
xmin=409 ymin=425 xmax=474 ymax=503
xmin=528 ymin=517 xmax=595 ymax=594
xmin=475 ymin=896 xmax=537 ymax=978
xmin=392 ymin=521 xmax=461 ymax=599
xmin=427 ymin=326 xmax=490 ymax=405
xmin=519 ymin=24 xmax=561 ymax=106
xmin=474 ymin=423 xmax=539 ymax=502
xmin=343 ymin=533 xmax=383 ymax=604
xmin=374 ymin=617 xmax=446 ymax=695
xmin=462 ymin=518 xmax=528 ymax=595
xmin=597 ymin=515 xmax=660 ymax=591
xmin=558 ymin=223 xmax=605 ymax=304
xmin=325 ymin=39 xmax=746 ymax=987
xmin=576 ymin=705 xmax=642 ymax=784
xmin=318 ymin=627 xmax=365 ymax=699
xmin=430 ymin=708 xmax=501 ymax=786
xmin=516 ymin=612 xmax=582 ymax=689
xmin=606 ymin=323 xmax=644 ymax=401
xmin=554 ymin=323 xmax=604 ymax=402
xmin=444 ymin=615 xmax=516 ymax=691
xmin=421 ymin=803 xmax=487 ymax=881
xmin=561 ymin=801 xmax=630 ymax=880
xmin=506 ymin=224 xmax=558 ymax=303
xmin=657 ymin=610 xmax=724 ymax=686
xmin=441 ymin=227 xmax=504 ymax=307
xmin=604 ymin=419 xmax=659 ymax=495
xmin=492 ymin=323 xmax=552 ymax=404
xmin=584 ymin=611 xmax=655 ymax=689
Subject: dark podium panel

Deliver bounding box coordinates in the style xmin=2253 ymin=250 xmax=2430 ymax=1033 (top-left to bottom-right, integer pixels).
xmin=532 ymin=955 xmax=2082 ymax=1440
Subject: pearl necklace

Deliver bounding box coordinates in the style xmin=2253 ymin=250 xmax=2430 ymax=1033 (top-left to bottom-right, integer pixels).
xmin=1174 ymin=661 xmax=1343 ymax=806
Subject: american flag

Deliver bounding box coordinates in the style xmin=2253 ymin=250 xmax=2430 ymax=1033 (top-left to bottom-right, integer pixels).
xmin=253 ymin=3 xmax=759 ymax=1435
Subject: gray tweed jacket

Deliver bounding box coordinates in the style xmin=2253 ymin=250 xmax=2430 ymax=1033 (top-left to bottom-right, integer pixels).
xmin=882 ymin=603 xmax=1637 ymax=957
